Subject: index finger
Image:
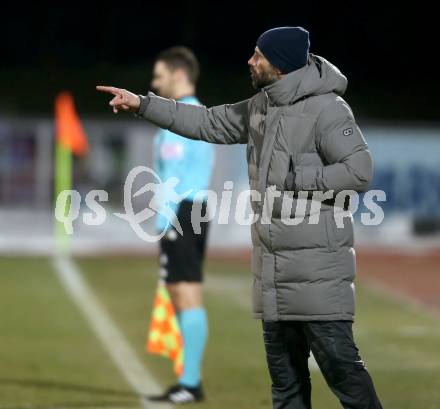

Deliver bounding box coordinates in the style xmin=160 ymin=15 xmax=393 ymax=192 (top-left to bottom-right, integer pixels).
xmin=96 ymin=85 xmax=121 ymax=96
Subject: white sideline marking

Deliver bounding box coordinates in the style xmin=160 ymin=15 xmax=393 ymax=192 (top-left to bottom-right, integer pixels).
xmin=52 ymin=255 xmax=169 ymax=409
xmin=308 ymin=354 xmax=319 ymax=371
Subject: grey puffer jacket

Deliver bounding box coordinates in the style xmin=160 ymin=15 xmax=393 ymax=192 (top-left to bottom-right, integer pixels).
xmin=138 ymin=54 xmax=373 ymax=322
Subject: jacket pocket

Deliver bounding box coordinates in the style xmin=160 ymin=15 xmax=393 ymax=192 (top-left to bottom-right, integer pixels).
xmin=247 ymin=144 xmax=254 ymax=161
xmin=283 ymin=155 xmax=295 ymax=191
xmin=324 ymin=211 xmax=337 ymax=252
xmin=247 ymin=144 xmax=258 ymax=181
xmin=331 ymin=210 xmax=355 ymax=247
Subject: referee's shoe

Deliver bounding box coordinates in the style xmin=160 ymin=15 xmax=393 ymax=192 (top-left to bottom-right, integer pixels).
xmin=147 ymin=383 xmax=204 ymax=404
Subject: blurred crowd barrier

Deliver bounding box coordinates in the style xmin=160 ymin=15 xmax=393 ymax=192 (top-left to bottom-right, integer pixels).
xmin=0 ymin=117 xmax=439 ymax=255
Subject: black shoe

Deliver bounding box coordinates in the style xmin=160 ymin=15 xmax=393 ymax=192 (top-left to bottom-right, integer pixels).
xmin=147 ymin=384 xmax=204 ymax=404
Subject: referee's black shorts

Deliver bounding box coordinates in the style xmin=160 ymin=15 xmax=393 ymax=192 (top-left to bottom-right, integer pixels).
xmin=159 ymin=200 xmax=209 ymax=283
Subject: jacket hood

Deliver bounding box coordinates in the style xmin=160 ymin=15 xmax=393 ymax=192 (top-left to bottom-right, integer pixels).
xmin=263 ymin=53 xmax=348 ymax=106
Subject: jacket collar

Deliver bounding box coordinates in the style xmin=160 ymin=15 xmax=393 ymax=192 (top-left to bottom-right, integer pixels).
xmin=262 ymin=62 xmax=310 ymax=107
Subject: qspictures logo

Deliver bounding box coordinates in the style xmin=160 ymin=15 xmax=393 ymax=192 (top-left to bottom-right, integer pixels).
xmin=55 ymin=166 xmax=386 ymax=243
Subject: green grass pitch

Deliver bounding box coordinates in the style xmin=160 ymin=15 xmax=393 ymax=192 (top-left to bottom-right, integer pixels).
xmin=1 ymin=256 xmax=440 ymax=408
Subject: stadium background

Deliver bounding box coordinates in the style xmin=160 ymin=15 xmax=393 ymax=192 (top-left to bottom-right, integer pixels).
xmin=1 ymin=2 xmax=439 ymax=408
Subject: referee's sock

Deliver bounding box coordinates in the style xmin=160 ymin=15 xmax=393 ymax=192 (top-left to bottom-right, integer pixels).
xmin=177 ymin=307 xmax=208 ymax=388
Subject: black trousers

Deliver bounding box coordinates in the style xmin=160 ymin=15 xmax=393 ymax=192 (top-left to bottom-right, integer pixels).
xmin=262 ymin=321 xmax=383 ymax=409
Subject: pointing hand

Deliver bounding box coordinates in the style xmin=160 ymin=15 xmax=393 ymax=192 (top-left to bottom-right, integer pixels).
xmin=96 ymin=85 xmax=141 ymax=114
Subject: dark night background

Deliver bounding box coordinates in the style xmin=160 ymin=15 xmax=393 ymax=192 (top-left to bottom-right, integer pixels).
xmin=1 ymin=1 xmax=438 ymax=121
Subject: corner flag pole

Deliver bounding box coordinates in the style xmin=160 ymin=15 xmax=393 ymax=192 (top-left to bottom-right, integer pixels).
xmin=54 ymin=92 xmax=89 ymax=255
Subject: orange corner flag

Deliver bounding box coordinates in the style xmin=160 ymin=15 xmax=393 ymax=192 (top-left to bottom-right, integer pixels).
xmin=55 ymin=92 xmax=89 ymax=156
xmin=147 ymin=282 xmax=184 ymax=376
xmin=54 ymin=91 xmax=88 ymax=254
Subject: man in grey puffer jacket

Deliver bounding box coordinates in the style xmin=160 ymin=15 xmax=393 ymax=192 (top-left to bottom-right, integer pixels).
xmin=97 ymin=26 xmax=383 ymax=409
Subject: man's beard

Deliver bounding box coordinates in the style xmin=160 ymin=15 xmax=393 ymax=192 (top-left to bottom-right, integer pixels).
xmin=250 ymin=68 xmax=279 ymax=90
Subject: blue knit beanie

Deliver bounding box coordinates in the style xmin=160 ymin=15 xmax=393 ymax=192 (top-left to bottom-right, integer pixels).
xmin=256 ymin=26 xmax=310 ymax=74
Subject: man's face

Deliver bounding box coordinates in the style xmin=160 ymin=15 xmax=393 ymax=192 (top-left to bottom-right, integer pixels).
xmin=151 ymin=61 xmax=176 ymax=98
xmin=248 ymin=47 xmax=281 ymax=90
